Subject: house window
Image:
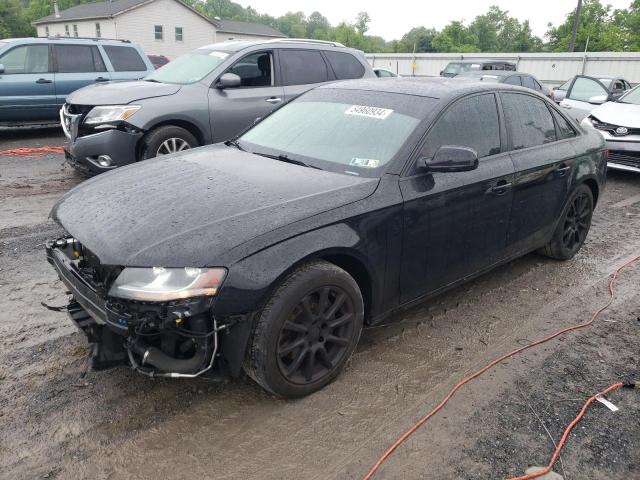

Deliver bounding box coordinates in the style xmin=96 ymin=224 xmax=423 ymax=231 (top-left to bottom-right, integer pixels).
xmin=154 ymin=25 xmax=163 ymax=40
xmin=175 ymin=26 xmax=183 ymax=41
xmin=73 ymin=24 xmax=78 ymax=37
xmin=64 ymin=25 xmax=70 ymax=36
xmin=45 ymin=26 xmax=50 ymax=36
xmin=95 ymin=23 xmax=101 ymax=38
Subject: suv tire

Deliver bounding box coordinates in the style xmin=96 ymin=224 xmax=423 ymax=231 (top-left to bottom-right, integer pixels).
xmin=141 ymin=125 xmax=199 ymax=159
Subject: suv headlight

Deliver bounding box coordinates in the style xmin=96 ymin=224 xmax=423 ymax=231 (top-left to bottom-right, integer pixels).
xmin=84 ymin=105 xmax=140 ymax=125
xmin=108 ymin=267 xmax=227 ymax=302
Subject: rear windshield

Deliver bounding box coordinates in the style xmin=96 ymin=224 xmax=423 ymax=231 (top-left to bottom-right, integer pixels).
xmin=239 ymin=89 xmax=436 ymax=177
xmin=145 ymin=50 xmax=231 ymax=84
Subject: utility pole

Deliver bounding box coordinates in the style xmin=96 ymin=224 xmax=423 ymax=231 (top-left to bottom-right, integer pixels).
xmin=568 ymin=0 xmax=583 ymax=52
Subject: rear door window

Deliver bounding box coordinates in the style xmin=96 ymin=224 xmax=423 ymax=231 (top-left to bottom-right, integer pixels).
xmin=521 ymin=75 xmax=536 ymax=90
xmin=54 ymin=45 xmax=106 ymax=72
xmin=103 ymin=45 xmax=147 ymax=71
xmin=420 ymin=93 xmax=501 ymax=160
xmin=552 ymin=110 xmax=577 ymax=139
xmin=279 ymin=49 xmax=329 ymax=86
xmin=504 ymin=75 xmax=521 ymax=86
xmin=227 ymin=51 xmax=273 ymax=87
xmin=502 ymin=93 xmax=557 ymax=149
xmin=0 ymin=44 xmax=49 ymax=73
xmin=567 ymin=77 xmax=608 ymax=102
xmin=324 ymin=51 xmax=365 ymax=80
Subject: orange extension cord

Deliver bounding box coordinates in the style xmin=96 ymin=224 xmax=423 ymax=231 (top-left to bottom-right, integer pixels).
xmin=0 ymin=146 xmax=64 ymax=156
xmin=507 ymin=382 xmax=625 ymax=480
xmin=362 ymin=254 xmax=640 ymax=480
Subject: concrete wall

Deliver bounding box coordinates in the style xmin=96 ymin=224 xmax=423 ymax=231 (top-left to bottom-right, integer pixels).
xmin=366 ymin=52 xmax=640 ymax=86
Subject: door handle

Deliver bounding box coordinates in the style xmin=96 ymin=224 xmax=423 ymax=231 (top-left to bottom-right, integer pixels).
xmin=560 ymin=104 xmax=571 ymax=109
xmin=486 ymin=180 xmax=512 ymax=196
xmin=95 ymin=77 xmax=109 ymax=82
xmin=36 ymin=78 xmax=52 ymax=84
xmin=266 ymin=97 xmax=282 ymax=104
xmin=556 ymin=164 xmax=571 ymax=176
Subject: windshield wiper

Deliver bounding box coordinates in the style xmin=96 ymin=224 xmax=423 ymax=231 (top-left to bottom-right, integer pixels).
xmin=252 ymin=151 xmax=321 ymax=170
xmin=225 ymin=139 xmax=245 ymax=151
xmin=145 ymin=78 xmax=161 ymax=83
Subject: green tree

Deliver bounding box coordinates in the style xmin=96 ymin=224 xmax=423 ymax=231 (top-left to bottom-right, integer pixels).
xmin=545 ymin=0 xmax=623 ymax=51
xmin=398 ymin=27 xmax=437 ymax=53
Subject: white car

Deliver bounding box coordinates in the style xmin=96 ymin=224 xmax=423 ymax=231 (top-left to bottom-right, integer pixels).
xmin=581 ymin=85 xmax=640 ymax=173
xmin=559 ymin=75 xmax=632 ymax=122
xmin=373 ymin=67 xmax=400 ymax=78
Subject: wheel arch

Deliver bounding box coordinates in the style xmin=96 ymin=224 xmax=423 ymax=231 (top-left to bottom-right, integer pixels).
xmin=136 ymin=119 xmax=206 ymax=160
xmin=581 ymin=177 xmax=599 ymax=206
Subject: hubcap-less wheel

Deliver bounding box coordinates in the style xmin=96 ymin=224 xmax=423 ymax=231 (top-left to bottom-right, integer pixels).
xmin=277 ymin=286 xmax=356 ymax=385
xmin=156 ymin=137 xmax=191 ymax=155
xmin=562 ymin=191 xmax=591 ymax=252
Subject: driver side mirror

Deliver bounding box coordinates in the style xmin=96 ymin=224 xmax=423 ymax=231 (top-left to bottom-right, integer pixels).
xmin=0 ymin=64 xmax=4 ymax=74
xmin=588 ymin=94 xmax=608 ymax=105
xmin=416 ymin=145 xmax=479 ymax=173
xmin=216 ymin=72 xmax=241 ymax=89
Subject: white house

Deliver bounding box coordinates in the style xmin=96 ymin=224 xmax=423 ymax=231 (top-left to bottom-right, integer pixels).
xmin=33 ymin=0 xmax=286 ymax=59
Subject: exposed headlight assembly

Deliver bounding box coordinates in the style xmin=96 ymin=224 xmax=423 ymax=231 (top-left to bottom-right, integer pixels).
xmin=108 ymin=267 xmax=227 ymax=302
xmin=84 ymin=105 xmax=140 ymax=125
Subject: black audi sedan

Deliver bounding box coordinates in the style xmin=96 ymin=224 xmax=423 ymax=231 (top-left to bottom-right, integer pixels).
xmin=47 ymin=78 xmax=606 ymax=398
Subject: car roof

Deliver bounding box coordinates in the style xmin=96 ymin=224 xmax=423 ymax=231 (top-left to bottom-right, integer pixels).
xmin=0 ymin=37 xmax=135 ymax=46
xmin=448 ymin=59 xmax=515 ymax=64
xmin=196 ymin=38 xmax=361 ymax=54
xmin=319 ymin=77 xmax=535 ymax=100
xmin=458 ymin=71 xmax=525 ymax=78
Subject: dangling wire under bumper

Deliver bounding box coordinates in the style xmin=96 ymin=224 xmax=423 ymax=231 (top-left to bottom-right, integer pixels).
xmin=126 ymin=319 xmax=223 ymax=379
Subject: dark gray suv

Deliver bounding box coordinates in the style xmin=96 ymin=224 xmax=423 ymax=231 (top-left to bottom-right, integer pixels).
xmin=60 ymin=39 xmax=374 ymax=175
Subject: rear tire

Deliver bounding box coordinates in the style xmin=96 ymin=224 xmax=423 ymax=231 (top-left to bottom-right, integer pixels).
xmin=539 ymin=184 xmax=594 ymax=260
xmin=141 ymin=125 xmax=198 ymax=160
xmin=244 ymin=261 xmax=364 ymax=398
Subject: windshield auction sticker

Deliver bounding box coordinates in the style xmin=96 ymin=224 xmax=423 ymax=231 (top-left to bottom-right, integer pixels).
xmin=345 ymin=105 xmax=393 ymax=120
xmin=350 ymin=158 xmax=380 ymax=168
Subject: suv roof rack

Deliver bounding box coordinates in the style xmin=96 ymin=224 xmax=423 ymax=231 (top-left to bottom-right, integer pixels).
xmin=46 ymin=36 xmax=131 ymax=43
xmin=265 ymin=38 xmax=346 ymax=48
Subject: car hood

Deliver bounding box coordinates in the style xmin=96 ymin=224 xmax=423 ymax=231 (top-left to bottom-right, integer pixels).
xmin=590 ymin=101 xmax=640 ymax=128
xmin=51 ymin=145 xmax=378 ymax=267
xmin=66 ymin=80 xmax=181 ymax=106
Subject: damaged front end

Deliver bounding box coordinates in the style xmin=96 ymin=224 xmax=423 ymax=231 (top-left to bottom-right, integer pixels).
xmin=46 ymin=236 xmax=229 ymax=379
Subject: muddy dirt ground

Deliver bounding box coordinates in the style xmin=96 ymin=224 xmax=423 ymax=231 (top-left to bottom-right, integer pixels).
xmin=1 ymin=127 xmax=639 ymax=480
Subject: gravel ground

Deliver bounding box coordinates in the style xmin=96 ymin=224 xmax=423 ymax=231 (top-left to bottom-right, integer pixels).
xmin=0 ymin=127 xmax=639 ymax=480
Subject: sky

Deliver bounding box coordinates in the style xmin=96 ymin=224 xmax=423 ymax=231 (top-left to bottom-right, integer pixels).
xmin=235 ymin=0 xmax=633 ymax=41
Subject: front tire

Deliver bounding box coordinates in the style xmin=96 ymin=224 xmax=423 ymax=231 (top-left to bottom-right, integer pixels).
xmin=141 ymin=125 xmax=198 ymax=160
xmin=244 ymin=261 xmax=364 ymax=398
xmin=540 ymin=184 xmax=594 ymax=260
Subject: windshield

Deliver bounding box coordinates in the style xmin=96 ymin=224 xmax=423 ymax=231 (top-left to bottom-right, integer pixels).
xmin=598 ymin=78 xmax=612 ymax=88
xmin=619 ymin=85 xmax=640 ymax=105
xmin=558 ymin=79 xmax=572 ymax=91
xmin=239 ymin=90 xmax=432 ymax=177
xmin=443 ymin=63 xmax=476 ymax=75
xmin=145 ymin=50 xmax=231 ymax=84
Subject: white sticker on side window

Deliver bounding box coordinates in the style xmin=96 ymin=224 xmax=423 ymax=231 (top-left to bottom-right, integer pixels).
xmin=345 ymin=105 xmax=393 ymax=120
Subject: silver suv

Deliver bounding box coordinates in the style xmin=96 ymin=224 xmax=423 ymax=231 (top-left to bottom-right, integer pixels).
xmin=60 ymin=39 xmax=374 ymax=175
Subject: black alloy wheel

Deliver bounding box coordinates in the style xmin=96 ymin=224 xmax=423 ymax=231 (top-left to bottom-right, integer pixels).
xmin=540 ymin=184 xmax=594 ymax=260
xmin=277 ymin=286 xmax=356 ymax=384
xmin=562 ymin=190 xmax=591 ymax=252
xmin=244 ymin=261 xmax=364 ymax=398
